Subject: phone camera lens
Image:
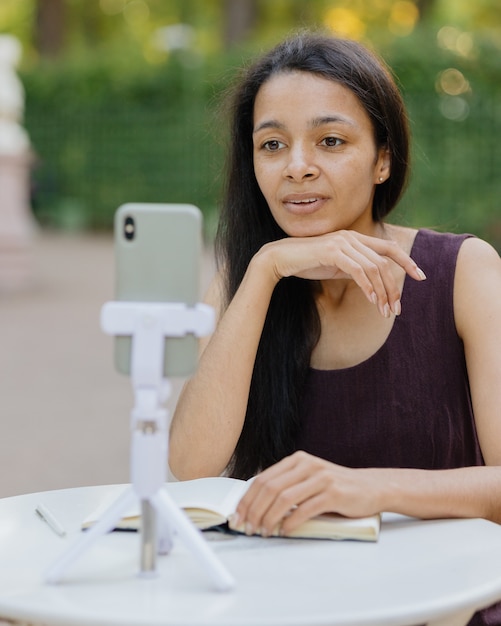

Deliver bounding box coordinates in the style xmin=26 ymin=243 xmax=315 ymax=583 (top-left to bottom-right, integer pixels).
xmin=124 ymin=216 xmax=135 ymax=240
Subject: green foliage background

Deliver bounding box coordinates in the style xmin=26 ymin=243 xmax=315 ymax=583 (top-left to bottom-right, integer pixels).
xmin=11 ymin=4 xmax=501 ymax=246
xmin=385 ymin=31 xmax=501 ymax=247
xmin=22 ymin=52 xmax=230 ymax=234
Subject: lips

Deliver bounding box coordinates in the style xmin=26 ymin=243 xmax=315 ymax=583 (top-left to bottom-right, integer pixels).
xmin=288 ymin=198 xmax=318 ymax=204
xmin=281 ymin=194 xmax=328 ymax=214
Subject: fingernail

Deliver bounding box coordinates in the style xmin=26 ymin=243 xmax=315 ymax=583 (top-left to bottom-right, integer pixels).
xmin=416 ymin=267 xmax=427 ymax=280
xmin=393 ymin=300 xmax=401 ymax=316
xmin=229 ymin=513 xmax=240 ymax=528
xmin=383 ymin=303 xmax=390 ymax=318
xmin=370 ymin=291 xmax=377 ymax=305
xmin=245 ymin=522 xmax=254 ymax=536
xmin=260 ymin=527 xmax=270 ymax=538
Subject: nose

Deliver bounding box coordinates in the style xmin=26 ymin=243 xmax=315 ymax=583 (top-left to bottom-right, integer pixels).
xmin=283 ymin=144 xmax=319 ymax=181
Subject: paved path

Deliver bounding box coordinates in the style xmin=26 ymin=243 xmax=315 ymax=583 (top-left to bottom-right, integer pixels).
xmin=0 ymin=231 xmax=215 ymax=498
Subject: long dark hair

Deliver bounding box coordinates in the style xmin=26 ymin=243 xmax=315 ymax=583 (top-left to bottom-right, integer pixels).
xmin=216 ymin=32 xmax=411 ymax=479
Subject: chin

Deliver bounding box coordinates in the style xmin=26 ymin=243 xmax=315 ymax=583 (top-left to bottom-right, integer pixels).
xmin=281 ymin=222 xmax=337 ymax=238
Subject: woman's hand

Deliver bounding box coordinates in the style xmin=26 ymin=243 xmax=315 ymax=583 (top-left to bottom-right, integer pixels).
xmin=232 ymin=451 xmax=386 ymax=537
xmin=233 ymin=450 xmax=501 ymax=533
xmin=259 ymin=230 xmax=426 ymax=317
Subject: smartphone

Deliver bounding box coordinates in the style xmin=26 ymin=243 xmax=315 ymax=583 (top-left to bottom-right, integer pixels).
xmin=114 ymin=203 xmax=202 ymax=377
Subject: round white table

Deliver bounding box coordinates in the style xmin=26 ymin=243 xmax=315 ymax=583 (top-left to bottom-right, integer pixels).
xmin=1 ymin=484 xmax=501 ymax=626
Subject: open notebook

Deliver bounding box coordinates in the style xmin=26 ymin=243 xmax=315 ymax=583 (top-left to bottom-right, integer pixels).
xmin=82 ymin=476 xmax=380 ymax=542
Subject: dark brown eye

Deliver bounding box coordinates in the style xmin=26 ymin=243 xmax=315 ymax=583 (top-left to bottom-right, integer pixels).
xmin=322 ymin=137 xmax=343 ymax=148
xmin=263 ymin=140 xmax=284 ymax=151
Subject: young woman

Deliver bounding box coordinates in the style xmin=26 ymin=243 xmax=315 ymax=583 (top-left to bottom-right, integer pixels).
xmin=169 ymin=31 xmax=501 ymax=624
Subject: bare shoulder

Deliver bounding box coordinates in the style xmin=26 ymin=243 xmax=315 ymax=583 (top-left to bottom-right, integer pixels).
xmin=455 ymin=236 xmax=501 ymax=335
xmin=456 ymin=237 xmax=501 ymax=285
xmin=458 ymin=235 xmax=500 ymax=262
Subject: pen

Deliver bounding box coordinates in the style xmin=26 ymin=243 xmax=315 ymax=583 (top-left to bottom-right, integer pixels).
xmin=35 ymin=503 xmax=67 ymax=537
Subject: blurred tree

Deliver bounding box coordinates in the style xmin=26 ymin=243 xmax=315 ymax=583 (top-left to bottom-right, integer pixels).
xmin=1 ymin=0 xmax=500 ymax=62
xmin=35 ymin=0 xmax=65 ymax=57
xmin=415 ymin=0 xmax=436 ymax=21
xmin=223 ymin=0 xmax=257 ymax=48
xmin=2 ymin=0 xmax=500 ymax=241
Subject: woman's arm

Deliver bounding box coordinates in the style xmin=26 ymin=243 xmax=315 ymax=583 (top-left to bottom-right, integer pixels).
xmin=455 ymin=237 xmax=501 ymax=468
xmin=169 ymin=249 xmax=279 ymax=479
xmin=169 ymin=230 xmax=427 ymax=480
xmin=233 ymin=237 xmax=501 ymax=535
xmin=232 ymin=453 xmax=501 ymax=538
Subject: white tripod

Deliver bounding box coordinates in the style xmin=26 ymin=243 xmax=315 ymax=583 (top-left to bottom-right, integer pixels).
xmin=45 ymin=300 xmax=235 ymax=592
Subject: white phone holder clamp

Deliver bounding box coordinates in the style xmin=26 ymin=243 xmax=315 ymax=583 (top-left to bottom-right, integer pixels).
xmin=45 ymin=300 xmax=235 ymax=591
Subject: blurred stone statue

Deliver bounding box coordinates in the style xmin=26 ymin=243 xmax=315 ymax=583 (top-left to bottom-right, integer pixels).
xmin=0 ymin=34 xmax=35 ymax=292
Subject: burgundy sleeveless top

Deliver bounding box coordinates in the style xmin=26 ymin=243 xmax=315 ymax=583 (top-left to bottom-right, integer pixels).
xmin=295 ymin=229 xmax=500 ymax=625
xmin=295 ymin=229 xmax=484 ymax=470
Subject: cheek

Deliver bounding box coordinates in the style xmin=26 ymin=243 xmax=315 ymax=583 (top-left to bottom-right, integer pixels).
xmin=336 ymin=159 xmax=378 ymax=197
xmin=253 ymin=160 xmax=274 ymax=199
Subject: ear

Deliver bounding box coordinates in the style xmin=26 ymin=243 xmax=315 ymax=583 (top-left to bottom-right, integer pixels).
xmin=374 ymin=147 xmax=391 ymax=184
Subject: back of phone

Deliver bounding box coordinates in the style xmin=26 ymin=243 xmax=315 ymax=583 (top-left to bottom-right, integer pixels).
xmin=114 ymin=203 xmax=201 ymax=377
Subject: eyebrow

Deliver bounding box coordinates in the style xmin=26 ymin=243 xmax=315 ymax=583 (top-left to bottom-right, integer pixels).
xmin=253 ymin=115 xmax=355 ymax=134
xmin=311 ymin=115 xmax=355 ymax=128
xmin=253 ymin=119 xmax=285 ymax=134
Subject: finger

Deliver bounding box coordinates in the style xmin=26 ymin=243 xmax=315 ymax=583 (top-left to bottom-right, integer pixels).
xmin=279 ymin=492 xmax=331 ymax=536
xmin=337 ymin=248 xmax=393 ymax=316
xmin=235 ymin=477 xmax=285 ymax=536
xmin=264 ymin=468 xmax=364 ymax=537
xmin=348 ymin=237 xmax=425 ymax=316
xmin=234 ymin=461 xmax=294 ymax=533
xmin=358 ymin=235 xmax=427 ymax=283
xmin=259 ymin=475 xmax=327 ymax=536
xmin=235 ymin=453 xmax=316 ymax=534
xmin=354 ymin=246 xmax=402 ymax=317
xmin=331 ymin=246 xmax=398 ymax=317
xmin=243 ymin=453 xmax=335 ymax=536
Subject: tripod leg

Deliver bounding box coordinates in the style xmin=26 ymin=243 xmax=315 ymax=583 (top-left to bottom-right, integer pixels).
xmin=157 ymin=513 xmax=174 ymax=556
xmin=45 ymin=487 xmax=137 ymax=584
xmin=151 ymin=489 xmax=235 ymax=592
xmin=140 ymin=499 xmax=157 ymax=576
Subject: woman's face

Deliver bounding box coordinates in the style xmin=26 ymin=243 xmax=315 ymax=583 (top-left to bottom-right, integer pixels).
xmin=252 ymin=71 xmax=390 ymax=238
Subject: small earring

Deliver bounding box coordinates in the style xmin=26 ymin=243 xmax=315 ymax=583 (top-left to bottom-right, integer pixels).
xmin=378 ymin=176 xmax=384 ymax=183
